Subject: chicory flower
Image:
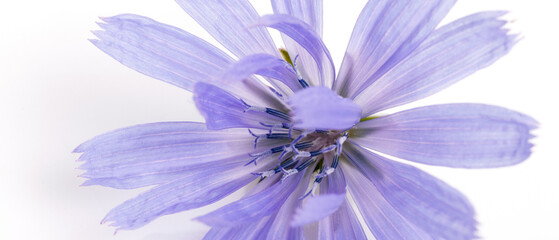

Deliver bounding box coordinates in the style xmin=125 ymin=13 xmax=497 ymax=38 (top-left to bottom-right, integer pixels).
xmin=76 ymin=0 xmax=537 ymax=239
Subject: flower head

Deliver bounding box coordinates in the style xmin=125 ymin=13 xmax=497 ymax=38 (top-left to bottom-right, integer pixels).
xmin=77 ymin=0 xmax=537 ymax=239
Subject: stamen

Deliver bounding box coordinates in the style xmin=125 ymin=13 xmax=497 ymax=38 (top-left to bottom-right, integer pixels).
xmin=268 ymin=86 xmax=284 ymax=98
xmin=282 ymin=158 xmax=315 ymax=182
xmin=301 ymin=176 xmax=323 ymax=199
xmin=248 ymin=129 xmax=291 ymax=148
xmin=241 ymin=99 xmax=291 ymax=121
xmin=292 ymin=55 xmax=309 ymax=88
xmin=246 ymin=141 xmax=312 ymax=166
xmin=310 ymin=144 xmax=336 ymax=157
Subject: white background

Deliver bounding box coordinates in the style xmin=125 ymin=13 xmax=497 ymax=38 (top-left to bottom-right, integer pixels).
xmin=1 ymin=0 xmax=558 ymax=239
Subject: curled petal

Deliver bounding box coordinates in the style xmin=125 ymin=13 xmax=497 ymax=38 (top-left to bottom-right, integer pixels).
xmin=194 ymin=83 xmax=287 ymax=130
xmin=288 ymin=87 xmax=362 ymax=130
xmin=291 ymin=194 xmax=345 ymax=227
xmin=219 ymin=54 xmax=301 ymax=92
xmin=257 ymin=14 xmax=335 ymax=87
xmin=271 ymin=0 xmax=323 ymax=86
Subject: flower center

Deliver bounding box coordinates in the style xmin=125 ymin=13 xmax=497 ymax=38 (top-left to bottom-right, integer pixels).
xmin=247 ymin=122 xmax=348 ymax=197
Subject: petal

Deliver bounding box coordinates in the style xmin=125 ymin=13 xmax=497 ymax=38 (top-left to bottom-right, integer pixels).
xmin=291 ymin=156 xmax=348 ymax=227
xmin=101 ymin=158 xmax=263 ymax=230
xmin=355 ymin=11 xmax=518 ymax=115
xmin=271 ymin=0 xmax=323 ymax=86
xmin=291 ymin=194 xmax=345 ymax=227
xmin=195 ymin=173 xmax=304 ymax=227
xmin=288 ymin=87 xmax=362 ymax=130
xmin=203 ymin=215 xmax=276 ymax=240
xmin=75 ymin=122 xmax=259 ymax=189
xmin=352 ymin=104 xmax=538 ymax=168
xmin=219 ymin=54 xmax=301 ymax=93
xmin=258 ymin=14 xmax=335 ymax=87
xmin=344 ymin=143 xmax=477 ymax=240
xmin=271 ymin=0 xmax=323 ymax=36
xmin=317 ymin=168 xmax=366 ymax=240
xmin=334 ymin=0 xmax=456 ymax=98
xmin=344 ymin=164 xmax=431 ymax=239
xmin=175 ymin=0 xmax=277 ymax=57
xmin=264 ymin=167 xmax=315 ymax=239
xmin=194 ymin=83 xmax=288 ymax=130
xmin=92 ymin=14 xmax=282 ymax=109
xmin=92 ymin=14 xmax=233 ymax=91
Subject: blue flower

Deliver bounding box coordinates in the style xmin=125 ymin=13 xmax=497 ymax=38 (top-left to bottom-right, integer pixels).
xmin=76 ymin=0 xmax=537 ymax=239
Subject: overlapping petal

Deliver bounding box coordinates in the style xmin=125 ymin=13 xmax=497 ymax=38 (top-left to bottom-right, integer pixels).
xmin=292 ymin=166 xmax=347 ymax=227
xmin=101 ymin=157 xmax=265 ymax=230
xmin=355 ymin=11 xmax=517 ymax=115
xmin=175 ymin=0 xmax=277 ymax=57
xmin=258 ymin=14 xmax=335 ymax=87
xmin=196 ymin=173 xmax=303 ymax=227
xmin=334 ymin=0 xmax=456 ymax=98
xmin=219 ymin=54 xmax=301 ymax=93
xmin=344 ymin=164 xmax=431 ymax=239
xmin=351 ymin=104 xmax=537 ymax=168
xmin=344 ymin=143 xmax=477 ymax=239
xmin=264 ymin=168 xmax=313 ymax=239
xmin=194 ymin=83 xmax=289 ymax=130
xmin=271 ymin=0 xmax=323 ymax=87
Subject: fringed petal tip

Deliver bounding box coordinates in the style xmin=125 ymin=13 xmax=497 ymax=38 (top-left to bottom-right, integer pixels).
xmin=353 ymin=104 xmax=538 ymax=168
xmin=290 ymin=193 xmax=346 ymax=227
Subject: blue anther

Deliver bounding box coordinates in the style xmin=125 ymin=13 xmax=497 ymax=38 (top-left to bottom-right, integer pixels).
xmin=267 ymin=133 xmax=290 ymax=139
xmin=268 ymin=87 xmax=283 ymax=98
xmin=331 ymin=154 xmax=340 ymax=169
xmin=298 ymin=79 xmax=309 ymax=88
xmin=265 ymin=108 xmax=291 ymax=121
xmin=295 ymin=158 xmax=315 ymax=172
xmin=310 ymin=144 xmax=336 ymax=157
xmin=248 ymin=129 xmax=260 ymax=149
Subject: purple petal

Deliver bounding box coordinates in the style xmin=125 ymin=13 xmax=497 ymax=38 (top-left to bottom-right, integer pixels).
xmin=271 ymin=0 xmax=323 ymax=86
xmin=203 ymin=215 xmax=276 ymax=240
xmin=291 ymin=194 xmax=345 ymax=227
xmin=92 ymin=14 xmax=233 ymax=91
xmin=264 ymin=167 xmax=314 ymax=239
xmin=318 ymin=173 xmax=366 ymax=240
xmin=352 ymin=104 xmax=538 ymax=168
xmin=194 ymin=83 xmax=288 ymax=130
xmin=219 ymin=54 xmax=301 ymax=93
xmin=344 ymin=143 xmax=477 ymax=239
xmin=101 ymin=158 xmax=264 ymax=230
xmin=344 ymin=164 xmax=431 ymax=239
xmin=271 ymin=0 xmax=323 ymax=36
xmin=175 ymin=0 xmax=277 ymax=57
xmin=355 ymin=11 xmax=518 ymax=115
xmin=92 ymin=14 xmax=282 ymax=108
xmin=196 ymin=172 xmax=303 ymax=227
xmin=257 ymin=14 xmax=335 ymax=87
xmin=75 ymin=122 xmax=260 ymax=188
xmin=334 ymin=0 xmax=456 ymax=98
xmin=288 ymin=87 xmax=361 ymax=130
